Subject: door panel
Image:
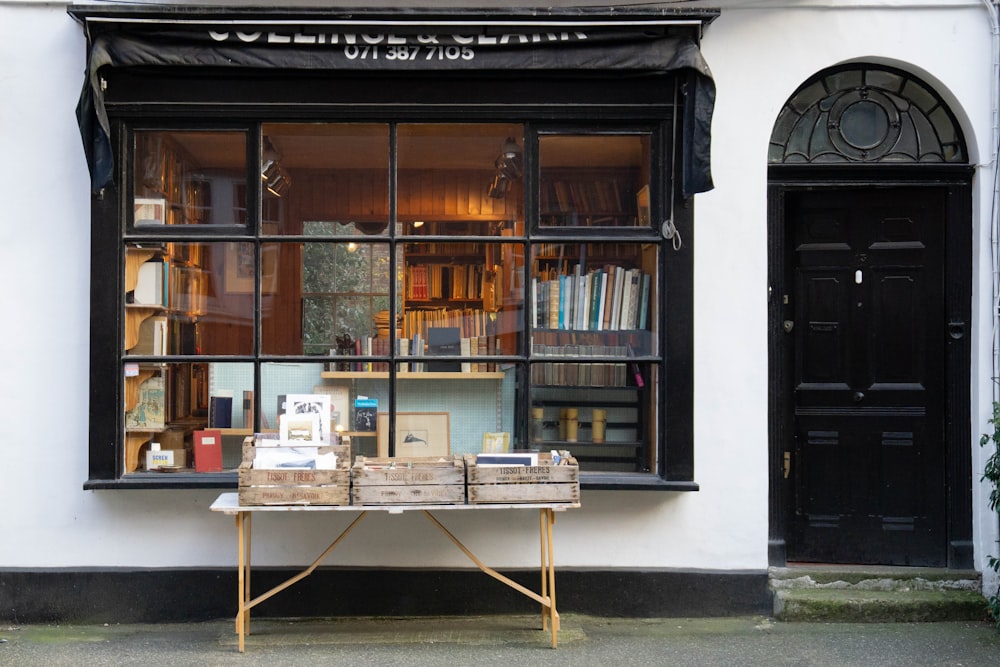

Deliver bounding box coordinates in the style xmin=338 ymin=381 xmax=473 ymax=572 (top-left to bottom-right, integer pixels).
xmin=787 ymin=187 xmax=946 ymax=566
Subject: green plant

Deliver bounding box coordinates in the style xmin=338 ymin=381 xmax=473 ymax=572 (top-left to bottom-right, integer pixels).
xmin=979 ymin=401 xmax=1000 ymax=628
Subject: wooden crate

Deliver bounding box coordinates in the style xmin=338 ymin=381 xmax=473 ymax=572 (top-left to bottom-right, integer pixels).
xmin=351 ymin=456 xmax=466 ymax=505
xmin=465 ymin=453 xmax=580 ymax=504
xmin=238 ymin=440 xmax=351 ymax=506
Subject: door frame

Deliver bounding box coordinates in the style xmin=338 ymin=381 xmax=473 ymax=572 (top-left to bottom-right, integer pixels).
xmin=767 ymin=164 xmax=974 ymax=569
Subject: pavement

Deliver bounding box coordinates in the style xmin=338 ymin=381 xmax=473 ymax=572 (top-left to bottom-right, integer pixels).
xmin=2 ymin=614 xmax=1000 ymax=666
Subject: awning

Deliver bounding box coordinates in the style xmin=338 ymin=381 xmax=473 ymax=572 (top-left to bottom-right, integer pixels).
xmin=70 ymin=6 xmax=717 ymax=197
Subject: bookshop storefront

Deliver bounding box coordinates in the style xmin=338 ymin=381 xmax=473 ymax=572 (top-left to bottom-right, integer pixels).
xmin=73 ymin=5 xmax=717 ymax=489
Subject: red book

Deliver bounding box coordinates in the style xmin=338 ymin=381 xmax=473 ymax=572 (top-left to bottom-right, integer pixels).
xmin=193 ymin=429 xmax=224 ymax=472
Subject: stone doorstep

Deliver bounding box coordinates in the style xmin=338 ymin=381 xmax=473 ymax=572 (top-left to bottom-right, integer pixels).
xmin=773 ymin=588 xmax=989 ymax=623
xmin=769 ymin=565 xmax=982 ymax=591
xmin=769 ymin=566 xmax=988 ymax=622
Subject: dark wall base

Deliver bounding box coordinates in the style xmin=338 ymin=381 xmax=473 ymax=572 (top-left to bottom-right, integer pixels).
xmin=0 ymin=568 xmax=771 ymax=624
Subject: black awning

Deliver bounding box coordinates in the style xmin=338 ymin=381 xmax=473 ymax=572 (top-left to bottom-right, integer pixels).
xmin=71 ymin=7 xmax=716 ymax=197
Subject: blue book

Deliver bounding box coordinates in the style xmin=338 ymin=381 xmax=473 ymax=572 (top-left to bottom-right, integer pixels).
xmin=638 ymin=273 xmax=651 ymax=330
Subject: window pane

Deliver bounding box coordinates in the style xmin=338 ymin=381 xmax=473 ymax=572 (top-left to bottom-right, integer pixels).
xmin=261 ymin=123 xmax=390 ymax=236
xmin=263 ymin=241 xmax=390 ymax=355
xmin=528 ymin=363 xmax=657 ymax=473
xmin=123 ymin=361 xmax=251 ymax=473
xmin=402 ymin=240 xmax=525 ymax=355
xmin=530 ymin=242 xmax=657 ymax=353
xmin=394 ymin=370 xmax=517 ymax=457
xmin=539 ymin=134 xmax=651 ymax=228
xmin=529 ymin=241 xmax=657 ymax=473
xmin=134 ymin=130 xmax=247 ymax=226
xmin=124 ymin=242 xmax=254 ymax=356
xmin=397 ymin=123 xmax=523 ymax=237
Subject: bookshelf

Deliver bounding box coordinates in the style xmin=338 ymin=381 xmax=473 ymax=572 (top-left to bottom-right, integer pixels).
xmin=529 ymin=385 xmax=648 ymax=473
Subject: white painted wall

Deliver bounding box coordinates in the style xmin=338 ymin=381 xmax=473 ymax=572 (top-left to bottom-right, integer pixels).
xmin=0 ymin=2 xmax=995 ymax=591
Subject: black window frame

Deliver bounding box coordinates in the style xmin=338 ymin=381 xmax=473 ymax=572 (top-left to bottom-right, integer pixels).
xmin=85 ymin=68 xmax=697 ymax=491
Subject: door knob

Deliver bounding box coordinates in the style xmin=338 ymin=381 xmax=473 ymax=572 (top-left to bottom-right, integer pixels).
xmin=852 ymin=391 xmax=865 ymax=403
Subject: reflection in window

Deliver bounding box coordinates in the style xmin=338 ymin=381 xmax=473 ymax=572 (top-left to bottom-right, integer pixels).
xmin=539 ymin=134 xmax=651 ymax=228
xmin=133 ymin=130 xmax=248 ymax=226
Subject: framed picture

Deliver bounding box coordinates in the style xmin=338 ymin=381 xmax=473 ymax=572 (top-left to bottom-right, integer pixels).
xmin=225 ymin=243 xmax=279 ymax=294
xmin=636 ymin=185 xmax=651 ymax=226
xmin=312 ymin=384 xmax=351 ymax=433
xmin=482 ymin=431 xmax=510 ymax=453
xmin=377 ymin=412 xmax=450 ymax=458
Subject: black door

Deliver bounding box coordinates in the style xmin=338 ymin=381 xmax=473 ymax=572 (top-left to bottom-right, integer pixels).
xmin=787 ymin=186 xmax=947 ymax=566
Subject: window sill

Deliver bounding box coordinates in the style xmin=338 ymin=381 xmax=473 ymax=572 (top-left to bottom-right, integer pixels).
xmin=86 ymin=471 xmax=698 ymax=491
xmin=580 ymin=472 xmax=699 ymax=491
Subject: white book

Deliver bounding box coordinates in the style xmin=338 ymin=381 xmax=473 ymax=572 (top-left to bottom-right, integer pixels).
xmin=575 ymin=267 xmax=587 ymax=330
xmin=134 ymin=260 xmax=164 ymax=306
xmin=582 ymin=271 xmax=594 ymax=330
xmin=619 ymin=268 xmax=635 ymax=330
xmin=531 ymin=277 xmax=539 ymax=329
xmin=460 ymin=337 xmax=472 ymax=373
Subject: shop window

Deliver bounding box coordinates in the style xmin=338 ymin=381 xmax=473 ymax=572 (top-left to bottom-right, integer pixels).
xmin=89 ymin=83 xmax=693 ymax=490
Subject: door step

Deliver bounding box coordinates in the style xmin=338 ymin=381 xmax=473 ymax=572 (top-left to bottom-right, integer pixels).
xmin=770 ymin=565 xmax=987 ymax=622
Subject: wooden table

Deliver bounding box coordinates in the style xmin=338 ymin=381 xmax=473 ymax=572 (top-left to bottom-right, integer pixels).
xmin=210 ymin=492 xmax=579 ymax=652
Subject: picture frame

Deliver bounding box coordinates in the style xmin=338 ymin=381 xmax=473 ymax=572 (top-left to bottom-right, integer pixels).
xmin=377 ymin=412 xmax=450 ymax=458
xmin=225 ymin=243 xmax=279 ymax=294
xmin=312 ymin=384 xmax=351 ymax=433
xmin=482 ymin=431 xmax=510 ymax=453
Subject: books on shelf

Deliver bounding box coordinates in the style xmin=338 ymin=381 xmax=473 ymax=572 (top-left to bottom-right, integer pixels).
xmin=405 ymin=261 xmax=485 ymax=301
xmin=533 ymin=264 xmax=650 ymax=333
xmin=529 ymin=329 xmax=650 ymax=388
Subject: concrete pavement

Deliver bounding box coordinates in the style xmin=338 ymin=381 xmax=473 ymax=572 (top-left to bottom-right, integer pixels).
xmin=2 ymin=614 xmax=1000 ymax=666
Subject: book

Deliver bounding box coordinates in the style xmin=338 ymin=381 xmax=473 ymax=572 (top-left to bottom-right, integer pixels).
xmin=354 ymin=396 xmax=378 ymax=432
xmin=482 ymin=431 xmax=510 ymax=453
xmin=427 ymin=326 xmax=461 ymax=371
xmin=125 ymin=375 xmax=165 ymax=429
xmin=133 ymin=260 xmax=164 ymax=306
xmin=625 ymin=269 xmax=641 ymax=330
xmin=131 ymin=315 xmax=168 ymax=355
xmin=461 ymin=336 xmax=472 ymax=373
xmin=475 ymin=452 xmax=538 ymax=466
xmin=208 ymin=395 xmax=233 ymax=428
xmin=242 ymin=390 xmax=254 ymax=430
xmin=591 ymin=269 xmax=608 ymax=331
xmin=193 ymin=429 xmax=224 ymax=472
xmin=638 ymin=272 xmax=651 ymax=330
